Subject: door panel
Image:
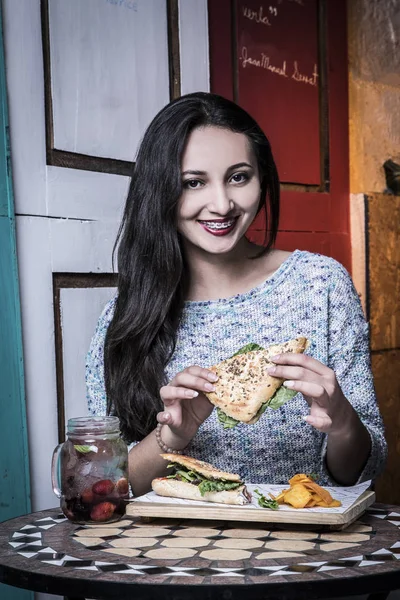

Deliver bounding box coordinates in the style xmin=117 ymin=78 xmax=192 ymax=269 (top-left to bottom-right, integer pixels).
xmin=179 ymin=0 xmax=210 ymax=95
xmin=56 ymin=282 xmax=117 ymax=441
xmin=46 ymin=166 xmax=129 ymax=220
xmin=3 ymin=0 xmax=46 ymax=217
xmin=208 ymin=0 xmax=351 ymax=272
xmin=4 ymin=0 xmax=210 ymax=520
xmin=4 ymin=3 xmax=209 ymax=600
xmin=251 ymin=229 xmax=330 ymax=256
xmin=48 ymin=0 xmax=170 ymax=162
xmin=252 ymin=190 xmax=331 ymax=231
xmin=236 ymin=0 xmax=320 ymax=184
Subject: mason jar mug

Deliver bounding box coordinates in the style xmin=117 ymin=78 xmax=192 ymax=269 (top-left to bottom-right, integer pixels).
xmin=51 ymin=416 xmax=129 ymax=524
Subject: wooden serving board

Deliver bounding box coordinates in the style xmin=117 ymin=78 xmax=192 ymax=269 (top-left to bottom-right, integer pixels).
xmin=127 ymin=489 xmax=375 ymax=530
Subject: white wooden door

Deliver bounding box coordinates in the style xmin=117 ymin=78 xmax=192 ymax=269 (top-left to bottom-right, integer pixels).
xmin=3 ymin=0 xmax=209 ymax=521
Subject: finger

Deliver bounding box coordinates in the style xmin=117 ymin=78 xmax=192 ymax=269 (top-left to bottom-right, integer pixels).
xmin=283 ymin=379 xmax=327 ymax=404
xmin=267 ymin=364 xmax=317 ymax=382
xmin=160 ymin=385 xmax=199 ymax=405
xmin=270 ymin=353 xmax=328 ymax=376
xmin=157 ymin=409 xmax=182 ymax=429
xmin=169 ymin=373 xmax=217 ymax=394
xmin=303 ymin=413 xmax=332 ymax=433
xmin=172 ymin=366 xmax=218 ymax=384
xmin=157 ymin=411 xmax=172 ymax=425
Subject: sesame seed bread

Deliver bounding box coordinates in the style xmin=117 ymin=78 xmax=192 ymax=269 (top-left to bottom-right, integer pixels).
xmin=160 ymin=453 xmax=241 ymax=482
xmin=204 ymin=337 xmax=309 ymax=423
xmin=151 ymin=478 xmax=248 ymax=505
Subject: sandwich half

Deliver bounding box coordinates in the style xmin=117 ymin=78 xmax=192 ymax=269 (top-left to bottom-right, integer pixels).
xmin=204 ymin=337 xmax=309 ymax=428
xmin=152 ymin=454 xmax=251 ymax=505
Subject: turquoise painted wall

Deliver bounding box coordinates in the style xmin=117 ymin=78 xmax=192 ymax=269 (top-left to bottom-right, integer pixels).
xmin=0 ymin=5 xmax=33 ymax=600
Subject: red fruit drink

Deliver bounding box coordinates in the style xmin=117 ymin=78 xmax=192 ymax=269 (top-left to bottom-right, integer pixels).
xmin=52 ymin=417 xmax=129 ymax=524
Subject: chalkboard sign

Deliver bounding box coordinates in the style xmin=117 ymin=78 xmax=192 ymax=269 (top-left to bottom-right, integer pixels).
xmin=236 ymin=0 xmax=320 ymax=184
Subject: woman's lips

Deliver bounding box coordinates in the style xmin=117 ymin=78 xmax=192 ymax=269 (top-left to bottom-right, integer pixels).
xmin=198 ymin=217 xmax=239 ymax=236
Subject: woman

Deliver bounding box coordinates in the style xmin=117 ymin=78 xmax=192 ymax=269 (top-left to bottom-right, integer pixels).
xmin=86 ymin=92 xmax=387 ymax=497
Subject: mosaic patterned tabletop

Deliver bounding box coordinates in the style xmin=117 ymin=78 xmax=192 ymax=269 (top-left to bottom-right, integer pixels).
xmin=1 ymin=505 xmax=400 ymax=599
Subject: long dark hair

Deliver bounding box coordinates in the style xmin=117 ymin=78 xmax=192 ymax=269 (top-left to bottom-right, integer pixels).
xmin=104 ymin=92 xmax=280 ymax=442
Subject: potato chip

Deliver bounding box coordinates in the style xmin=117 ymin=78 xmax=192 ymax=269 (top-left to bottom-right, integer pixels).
xmin=277 ymin=474 xmax=341 ymax=509
xmin=282 ymin=484 xmax=312 ymax=509
xmin=275 ymin=491 xmax=287 ymax=504
xmin=305 ymin=498 xmax=317 ymax=508
xmin=328 ymin=499 xmax=342 ymax=507
xmin=302 ymin=481 xmax=334 ymax=505
xmin=288 ymin=474 xmax=311 ymax=485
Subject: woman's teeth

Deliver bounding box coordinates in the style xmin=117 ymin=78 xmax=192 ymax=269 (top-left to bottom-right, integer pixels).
xmin=201 ymin=219 xmax=236 ymax=230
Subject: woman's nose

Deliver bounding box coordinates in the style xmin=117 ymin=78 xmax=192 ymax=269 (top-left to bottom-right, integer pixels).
xmin=208 ymin=184 xmax=233 ymax=214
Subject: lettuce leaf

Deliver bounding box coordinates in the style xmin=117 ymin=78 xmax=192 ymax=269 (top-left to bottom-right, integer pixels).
xmin=231 ymin=343 xmax=264 ymax=357
xmin=268 ymin=386 xmax=297 ymax=410
xmin=173 ymin=469 xmax=199 ymax=483
xmin=198 ymin=480 xmax=241 ymax=496
xmin=166 ymin=464 xmax=206 ymax=482
xmin=216 ymin=407 xmax=240 ymax=429
xmin=166 ymin=463 xmax=241 ymax=497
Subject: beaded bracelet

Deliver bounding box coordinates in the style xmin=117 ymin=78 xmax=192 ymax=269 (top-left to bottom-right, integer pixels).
xmin=155 ymin=422 xmax=186 ymax=455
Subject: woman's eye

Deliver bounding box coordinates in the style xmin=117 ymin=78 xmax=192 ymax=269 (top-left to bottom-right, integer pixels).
xmin=230 ymin=172 xmax=249 ymax=184
xmin=183 ymin=179 xmax=203 ymax=189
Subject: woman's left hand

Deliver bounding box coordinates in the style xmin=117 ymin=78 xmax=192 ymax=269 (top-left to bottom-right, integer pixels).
xmin=268 ymin=353 xmax=351 ymax=435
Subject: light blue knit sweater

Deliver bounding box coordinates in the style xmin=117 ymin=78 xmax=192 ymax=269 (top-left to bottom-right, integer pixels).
xmin=86 ymin=250 xmax=387 ymax=486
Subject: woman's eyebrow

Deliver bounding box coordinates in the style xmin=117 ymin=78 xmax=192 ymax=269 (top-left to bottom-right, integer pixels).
xmin=227 ymin=162 xmax=254 ymax=171
xmin=182 ymin=169 xmax=207 ymax=176
xmin=182 ymin=162 xmax=254 ymax=177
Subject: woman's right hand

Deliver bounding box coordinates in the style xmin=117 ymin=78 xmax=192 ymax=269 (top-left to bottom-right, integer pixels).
xmin=158 ymin=366 xmax=218 ymax=448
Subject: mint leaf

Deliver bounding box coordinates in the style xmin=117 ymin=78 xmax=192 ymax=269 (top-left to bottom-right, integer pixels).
xmin=254 ymin=489 xmax=279 ymax=510
xmin=268 ymin=386 xmax=297 ymax=410
xmin=216 ymin=407 xmax=240 ymax=429
xmin=231 ymin=343 xmax=264 ymax=357
xmin=74 ymin=444 xmax=98 ymax=454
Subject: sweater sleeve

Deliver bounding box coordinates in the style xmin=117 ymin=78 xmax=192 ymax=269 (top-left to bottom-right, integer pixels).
xmin=85 ymin=297 xmax=116 ymax=417
xmin=321 ymin=261 xmax=387 ymax=483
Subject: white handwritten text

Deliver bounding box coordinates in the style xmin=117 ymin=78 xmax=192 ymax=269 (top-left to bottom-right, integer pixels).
xmin=240 ymin=47 xmax=318 ymax=87
xmin=242 ymin=5 xmax=272 ymax=26
xmin=292 ymin=61 xmax=318 ymax=86
xmin=106 ymin=0 xmax=138 ymax=11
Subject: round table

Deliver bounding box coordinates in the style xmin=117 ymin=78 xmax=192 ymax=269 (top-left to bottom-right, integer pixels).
xmin=0 ymin=504 xmax=400 ymax=599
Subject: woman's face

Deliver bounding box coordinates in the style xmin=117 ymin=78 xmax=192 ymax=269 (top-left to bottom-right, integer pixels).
xmin=178 ymin=126 xmax=261 ymax=257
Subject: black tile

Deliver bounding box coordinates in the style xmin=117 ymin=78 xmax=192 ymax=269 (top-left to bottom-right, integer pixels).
xmin=17 ymin=544 xmax=44 ymax=552
xmin=328 ymin=560 xmax=359 ymax=568
xmin=289 ymin=565 xmax=318 ymax=573
xmin=364 ymin=554 xmax=395 ymax=562
xmin=10 ymin=536 xmax=42 ymax=544
xmin=63 ymin=559 xmax=94 ymax=567
xmin=143 ymin=567 xmax=172 ymax=575
xmin=97 ymin=563 xmax=131 ymax=572
xmin=78 ymin=544 xmax=108 ymax=551
xmin=37 ymin=553 xmax=66 ymax=561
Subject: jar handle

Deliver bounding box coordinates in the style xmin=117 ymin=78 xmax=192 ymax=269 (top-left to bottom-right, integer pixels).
xmin=51 ymin=444 xmax=62 ymax=498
